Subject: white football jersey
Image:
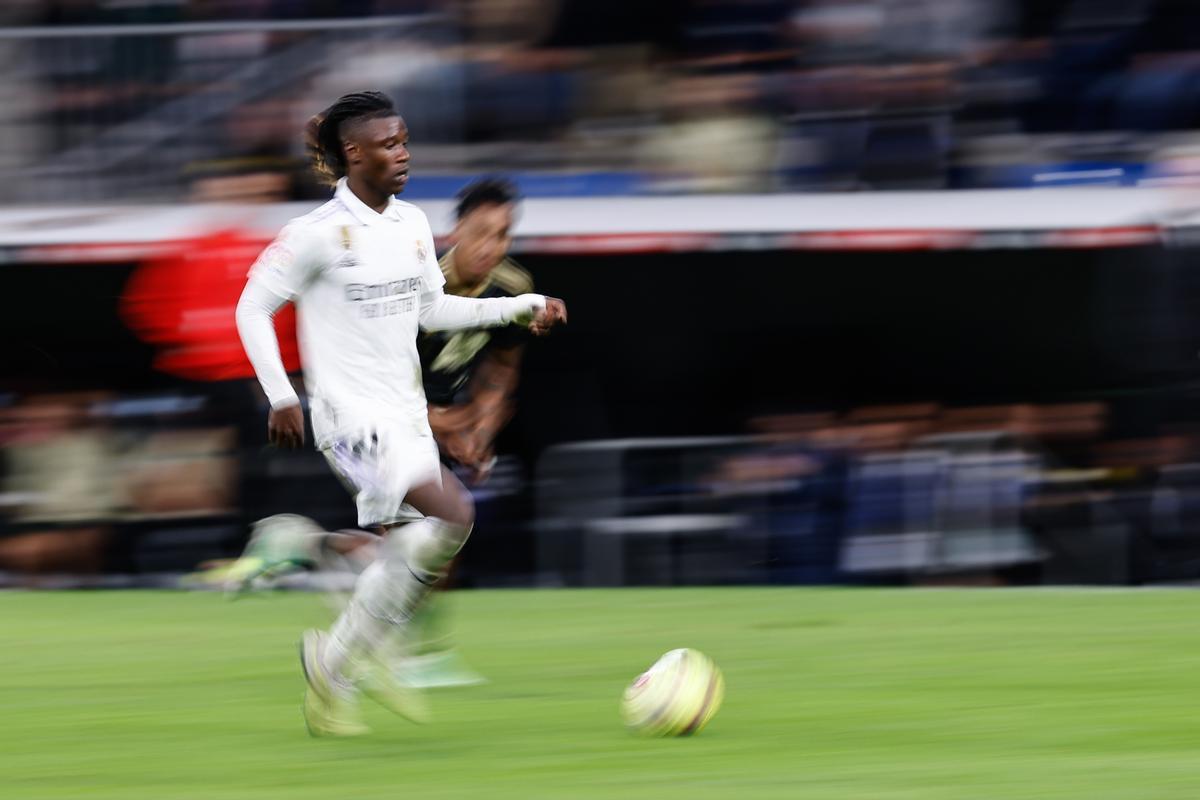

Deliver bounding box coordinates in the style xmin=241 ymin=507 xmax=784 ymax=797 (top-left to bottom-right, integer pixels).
xmin=248 ymin=179 xmax=444 ymax=447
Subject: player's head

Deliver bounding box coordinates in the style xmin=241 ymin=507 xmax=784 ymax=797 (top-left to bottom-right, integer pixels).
xmin=452 ymin=177 xmax=519 ymax=286
xmin=305 ymin=91 xmax=409 ymax=196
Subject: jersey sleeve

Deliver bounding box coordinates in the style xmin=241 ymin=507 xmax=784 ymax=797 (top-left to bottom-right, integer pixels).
xmin=237 ymin=222 xmax=322 ymax=409
xmin=247 ymin=222 xmax=324 ymax=301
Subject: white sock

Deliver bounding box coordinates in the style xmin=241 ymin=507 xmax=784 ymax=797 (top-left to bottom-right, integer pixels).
xmin=314 ymin=532 xmax=377 ymax=618
xmin=324 ymin=561 xmax=390 ymax=679
xmin=322 ymin=518 xmax=471 ymax=681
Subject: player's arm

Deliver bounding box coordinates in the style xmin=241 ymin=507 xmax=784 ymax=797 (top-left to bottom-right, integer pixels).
xmin=426 ymin=347 xmax=521 ymax=466
xmin=235 ymin=226 xmax=318 ymax=448
xmin=415 ymin=218 xmax=566 ymax=334
xmin=419 ymin=289 xmax=567 ymax=335
xmin=463 ymin=261 xmax=530 ymax=435
xmin=469 ymin=343 xmax=522 ymax=423
xmin=459 ymin=344 xmax=523 ymax=473
xmin=418 ymin=285 xmax=547 ymax=332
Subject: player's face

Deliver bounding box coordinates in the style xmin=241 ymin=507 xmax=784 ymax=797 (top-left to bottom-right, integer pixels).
xmin=454 ymin=202 xmax=514 ymax=285
xmin=344 ymin=115 xmax=410 ymax=196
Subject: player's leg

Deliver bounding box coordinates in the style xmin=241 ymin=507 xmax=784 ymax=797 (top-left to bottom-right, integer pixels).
xmin=397 ymin=555 xmax=488 ymax=688
xmin=298 ymin=436 xmax=430 ymax=735
xmin=223 ymin=511 xmax=483 ymax=687
xmin=396 ymin=465 xmax=476 ymax=588
xmin=298 ymin=628 xmax=369 ymax=737
xmin=217 ymin=515 xmax=378 ymax=595
xmin=322 ymin=465 xmax=473 ymax=673
xmin=312 ymin=437 xmax=460 ymax=725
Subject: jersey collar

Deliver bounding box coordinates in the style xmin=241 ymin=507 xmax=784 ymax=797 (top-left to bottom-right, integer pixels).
xmin=335 ymin=178 xmax=403 ymax=226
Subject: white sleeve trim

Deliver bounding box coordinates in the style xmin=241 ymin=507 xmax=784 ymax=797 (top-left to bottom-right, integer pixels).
xmin=236 ymin=277 xmax=300 ymax=409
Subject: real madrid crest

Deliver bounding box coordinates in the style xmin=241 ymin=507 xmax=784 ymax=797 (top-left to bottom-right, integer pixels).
xmin=415 ymin=238 xmax=428 ymax=264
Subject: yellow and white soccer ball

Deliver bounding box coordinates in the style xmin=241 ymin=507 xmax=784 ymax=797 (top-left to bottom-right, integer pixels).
xmin=621 ymin=648 xmax=724 ymax=737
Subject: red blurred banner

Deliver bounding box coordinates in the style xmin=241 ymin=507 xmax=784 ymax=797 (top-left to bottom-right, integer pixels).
xmin=120 ymin=229 xmax=300 ymax=381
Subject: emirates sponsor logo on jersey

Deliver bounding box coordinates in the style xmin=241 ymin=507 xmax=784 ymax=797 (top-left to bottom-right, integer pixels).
xmin=344 ymin=278 xmax=422 ymax=302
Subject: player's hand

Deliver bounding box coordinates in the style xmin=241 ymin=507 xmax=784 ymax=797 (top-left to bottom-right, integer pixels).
xmin=529 ymin=297 xmax=567 ymax=336
xmin=267 ymin=403 xmax=305 ymax=449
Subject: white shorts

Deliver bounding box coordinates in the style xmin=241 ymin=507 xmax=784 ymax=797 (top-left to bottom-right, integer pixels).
xmin=321 ymin=425 xmax=441 ymax=528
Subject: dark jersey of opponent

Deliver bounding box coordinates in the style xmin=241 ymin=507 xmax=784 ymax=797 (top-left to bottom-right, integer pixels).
xmin=418 ymin=246 xmax=533 ymax=406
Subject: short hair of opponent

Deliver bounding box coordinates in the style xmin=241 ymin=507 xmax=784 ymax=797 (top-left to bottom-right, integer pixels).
xmin=455 ymin=177 xmax=519 ymax=220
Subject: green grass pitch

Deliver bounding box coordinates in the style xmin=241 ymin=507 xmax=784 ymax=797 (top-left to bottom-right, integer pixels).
xmin=3 ymin=587 xmax=1199 ymax=799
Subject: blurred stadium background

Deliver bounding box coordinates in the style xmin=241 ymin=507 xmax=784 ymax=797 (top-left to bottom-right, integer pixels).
xmin=5 ymin=0 xmax=1200 ymax=590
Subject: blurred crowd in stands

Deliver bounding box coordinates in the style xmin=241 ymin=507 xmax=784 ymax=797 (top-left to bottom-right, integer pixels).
xmin=538 ymin=400 xmax=1200 ymax=589
xmin=0 ymin=391 xmax=239 ymax=582
xmin=5 ymin=388 xmax=1200 ymax=588
xmin=6 ymin=1 xmax=1200 ymax=201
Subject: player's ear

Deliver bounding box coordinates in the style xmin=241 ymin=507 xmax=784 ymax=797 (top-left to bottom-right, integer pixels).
xmin=343 ymin=139 xmax=360 ymax=166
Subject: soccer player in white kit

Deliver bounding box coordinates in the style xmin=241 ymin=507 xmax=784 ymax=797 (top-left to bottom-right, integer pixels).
xmin=235 ymin=91 xmax=566 ymax=736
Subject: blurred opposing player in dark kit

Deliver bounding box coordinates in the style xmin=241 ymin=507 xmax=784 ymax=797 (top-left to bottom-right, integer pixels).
xmin=405 ymin=178 xmax=535 ymax=684
xmin=421 ymin=178 xmax=533 ymax=486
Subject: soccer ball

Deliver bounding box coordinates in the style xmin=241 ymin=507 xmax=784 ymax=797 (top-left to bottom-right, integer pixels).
xmin=621 ymin=648 xmax=724 ymax=737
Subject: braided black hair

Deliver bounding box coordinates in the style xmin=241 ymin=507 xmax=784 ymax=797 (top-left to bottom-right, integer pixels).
xmin=304 ymin=91 xmax=397 ymax=186
xmin=455 ymin=177 xmax=520 ymax=220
